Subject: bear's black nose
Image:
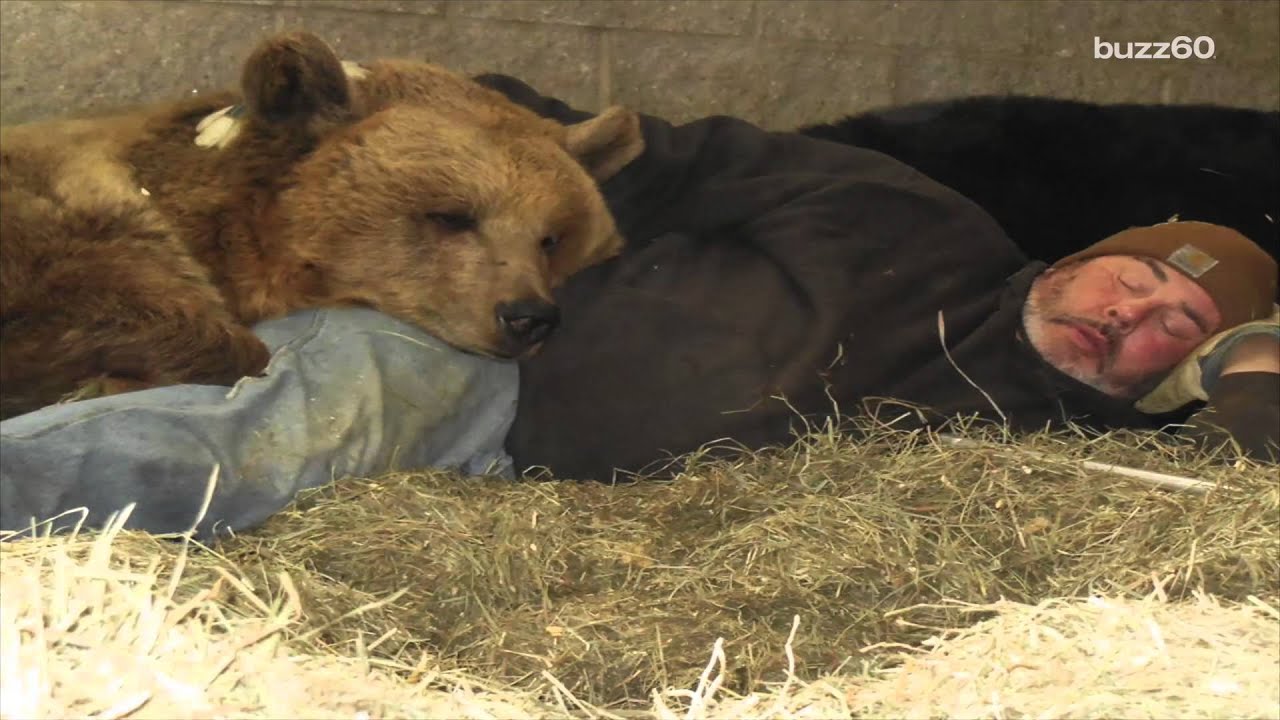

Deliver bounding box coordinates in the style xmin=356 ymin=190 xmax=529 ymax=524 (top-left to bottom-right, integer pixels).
xmin=496 ymin=299 xmax=561 ymax=348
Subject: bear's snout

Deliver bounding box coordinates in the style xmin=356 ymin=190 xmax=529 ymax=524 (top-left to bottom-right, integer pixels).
xmin=496 ymin=298 xmax=561 ymax=351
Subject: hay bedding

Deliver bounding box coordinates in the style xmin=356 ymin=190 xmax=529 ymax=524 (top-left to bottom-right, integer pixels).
xmin=3 ymin=422 xmax=1278 ymax=717
xmin=0 ymin=524 xmax=556 ymax=719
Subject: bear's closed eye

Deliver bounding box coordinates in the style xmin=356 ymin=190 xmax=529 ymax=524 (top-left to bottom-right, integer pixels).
xmin=424 ymin=212 xmax=477 ymax=233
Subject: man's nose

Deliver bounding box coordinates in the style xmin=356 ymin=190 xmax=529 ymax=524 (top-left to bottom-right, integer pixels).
xmin=1106 ymin=299 xmax=1153 ymax=331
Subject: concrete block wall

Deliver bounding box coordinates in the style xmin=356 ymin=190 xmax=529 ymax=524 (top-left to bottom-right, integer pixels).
xmin=2 ymin=0 xmax=1277 ymax=130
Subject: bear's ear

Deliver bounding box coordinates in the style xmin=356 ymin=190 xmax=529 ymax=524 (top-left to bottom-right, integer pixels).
xmin=564 ymin=106 xmax=645 ymax=182
xmin=241 ymin=32 xmax=352 ymax=126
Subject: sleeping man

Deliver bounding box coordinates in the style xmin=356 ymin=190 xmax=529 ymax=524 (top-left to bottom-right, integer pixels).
xmin=2 ymin=73 xmax=1276 ymax=538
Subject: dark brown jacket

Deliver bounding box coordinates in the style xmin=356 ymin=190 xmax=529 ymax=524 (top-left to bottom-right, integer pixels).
xmin=477 ymin=75 xmax=1278 ymax=480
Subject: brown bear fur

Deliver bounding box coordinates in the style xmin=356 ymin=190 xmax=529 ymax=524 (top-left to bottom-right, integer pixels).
xmin=0 ymin=31 xmax=643 ymax=420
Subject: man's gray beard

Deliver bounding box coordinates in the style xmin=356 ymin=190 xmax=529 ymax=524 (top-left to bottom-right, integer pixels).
xmin=1023 ymin=269 xmax=1134 ymax=398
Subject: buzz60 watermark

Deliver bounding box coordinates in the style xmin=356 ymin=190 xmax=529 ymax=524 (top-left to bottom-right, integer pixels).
xmin=1094 ymin=35 xmax=1215 ymax=60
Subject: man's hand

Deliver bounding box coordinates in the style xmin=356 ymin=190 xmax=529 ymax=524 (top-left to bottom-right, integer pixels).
xmin=1179 ymin=330 xmax=1280 ymax=463
xmin=1136 ymin=308 xmax=1280 ymax=414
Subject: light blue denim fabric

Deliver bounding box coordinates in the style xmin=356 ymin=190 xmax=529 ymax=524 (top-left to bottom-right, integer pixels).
xmin=0 ymin=308 xmax=519 ymax=539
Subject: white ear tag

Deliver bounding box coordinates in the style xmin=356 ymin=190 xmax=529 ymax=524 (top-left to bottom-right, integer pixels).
xmin=195 ymin=104 xmax=245 ymax=149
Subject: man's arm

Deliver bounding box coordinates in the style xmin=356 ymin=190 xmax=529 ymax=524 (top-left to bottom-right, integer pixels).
xmin=1215 ymin=333 xmax=1280 ymax=375
xmin=1179 ymin=335 xmax=1280 ymax=462
xmin=472 ymin=74 xmax=977 ymax=251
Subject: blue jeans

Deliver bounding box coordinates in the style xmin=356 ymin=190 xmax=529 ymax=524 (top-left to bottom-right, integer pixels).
xmin=0 ymin=308 xmax=519 ymax=539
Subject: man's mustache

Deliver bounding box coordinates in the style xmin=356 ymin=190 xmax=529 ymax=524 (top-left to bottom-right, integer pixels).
xmin=1052 ymin=315 xmax=1122 ymax=368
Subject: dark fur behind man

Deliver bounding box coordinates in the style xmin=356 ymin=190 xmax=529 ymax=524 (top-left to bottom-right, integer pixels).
xmin=797 ymin=96 xmax=1279 ymax=265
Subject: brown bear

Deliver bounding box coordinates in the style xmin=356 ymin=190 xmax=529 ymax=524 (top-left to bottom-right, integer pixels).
xmin=0 ymin=31 xmax=643 ymax=421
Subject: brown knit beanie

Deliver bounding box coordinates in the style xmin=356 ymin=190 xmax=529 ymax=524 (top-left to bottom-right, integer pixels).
xmin=1052 ymin=221 xmax=1278 ymax=330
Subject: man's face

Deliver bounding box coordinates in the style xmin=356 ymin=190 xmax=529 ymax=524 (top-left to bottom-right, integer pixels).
xmin=1023 ymin=254 xmax=1222 ymax=398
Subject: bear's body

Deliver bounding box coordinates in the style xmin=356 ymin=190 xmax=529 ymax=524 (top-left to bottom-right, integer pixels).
xmin=0 ymin=32 xmax=642 ymax=420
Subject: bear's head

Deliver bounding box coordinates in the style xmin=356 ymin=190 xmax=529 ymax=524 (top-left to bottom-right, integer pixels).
xmin=229 ymin=32 xmax=642 ymax=358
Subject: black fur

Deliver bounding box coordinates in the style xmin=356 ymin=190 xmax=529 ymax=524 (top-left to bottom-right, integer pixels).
xmin=798 ymin=96 xmax=1280 ymax=265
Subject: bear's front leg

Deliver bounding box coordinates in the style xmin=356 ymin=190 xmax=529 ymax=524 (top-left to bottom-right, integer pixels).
xmin=1 ymin=304 xmax=271 ymax=418
xmin=92 ymin=313 xmax=273 ymax=393
xmin=1 ymin=234 xmax=272 ymax=419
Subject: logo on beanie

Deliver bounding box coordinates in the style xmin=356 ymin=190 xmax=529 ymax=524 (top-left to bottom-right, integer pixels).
xmin=1166 ymin=243 xmax=1219 ymax=278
